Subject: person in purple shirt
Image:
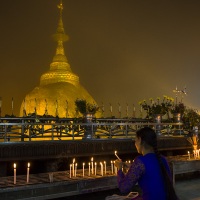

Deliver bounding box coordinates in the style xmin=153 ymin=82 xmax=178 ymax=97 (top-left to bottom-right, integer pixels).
xmin=114 ymin=127 xmax=179 ymax=200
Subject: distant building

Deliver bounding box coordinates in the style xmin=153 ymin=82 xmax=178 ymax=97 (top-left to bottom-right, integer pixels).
xmin=20 ymin=1 xmax=97 ymax=118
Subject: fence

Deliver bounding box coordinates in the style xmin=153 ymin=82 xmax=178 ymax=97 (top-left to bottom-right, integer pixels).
xmin=0 ymin=117 xmax=185 ymax=142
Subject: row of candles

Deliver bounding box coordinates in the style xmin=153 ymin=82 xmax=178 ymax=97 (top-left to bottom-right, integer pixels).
xmin=188 ymin=149 xmax=200 ymax=159
xmin=12 ymin=150 xmax=200 ymax=184
xmin=12 ymin=160 xmax=123 ymax=184
xmin=69 ymin=158 xmax=123 ymax=178
xmin=12 ymin=151 xmax=122 ymax=184
xmin=69 ymin=151 xmax=124 ymax=178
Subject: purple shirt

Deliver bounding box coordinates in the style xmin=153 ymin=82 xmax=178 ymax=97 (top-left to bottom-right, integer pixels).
xmin=117 ymin=153 xmax=171 ymax=200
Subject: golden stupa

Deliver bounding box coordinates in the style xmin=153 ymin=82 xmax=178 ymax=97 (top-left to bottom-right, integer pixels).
xmin=20 ymin=1 xmax=97 ymax=118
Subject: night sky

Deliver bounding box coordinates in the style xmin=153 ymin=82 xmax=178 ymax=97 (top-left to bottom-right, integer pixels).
xmin=0 ymin=0 xmax=200 ymax=117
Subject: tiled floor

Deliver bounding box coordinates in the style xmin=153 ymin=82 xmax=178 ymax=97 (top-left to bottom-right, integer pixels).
xmin=175 ymin=178 xmax=200 ymax=200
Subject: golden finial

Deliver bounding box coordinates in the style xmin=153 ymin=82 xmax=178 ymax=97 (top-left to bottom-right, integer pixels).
xmin=53 ymin=0 xmax=68 ymax=42
xmin=57 ymin=0 xmax=63 ymax=16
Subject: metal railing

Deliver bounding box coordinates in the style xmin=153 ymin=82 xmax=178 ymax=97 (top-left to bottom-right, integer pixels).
xmin=0 ymin=117 xmax=185 ymax=142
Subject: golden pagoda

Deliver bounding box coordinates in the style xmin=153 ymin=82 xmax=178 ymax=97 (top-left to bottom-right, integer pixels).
xmin=20 ymin=1 xmax=97 ymax=118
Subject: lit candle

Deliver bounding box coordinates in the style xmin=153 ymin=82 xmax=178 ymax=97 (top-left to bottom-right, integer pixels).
xmin=27 ymin=162 xmax=30 ymax=183
xmin=197 ymin=150 xmax=200 ymax=158
xmin=194 ymin=149 xmax=199 ymax=159
xmin=111 ymin=161 xmax=113 ymax=174
xmin=14 ymin=163 xmax=16 ymax=185
xmin=70 ymin=164 xmax=72 ymax=178
xmin=193 ymin=150 xmax=196 ymax=159
xmin=114 ymin=151 xmax=120 ymax=160
xmin=114 ymin=161 xmax=117 ymax=174
xmin=72 ymin=158 xmax=75 ymax=176
xmin=95 ymin=162 xmax=97 ymax=176
xmin=75 ymin=163 xmax=77 ymax=177
xmin=91 ymin=157 xmax=94 ymax=174
xmin=83 ymin=163 xmax=85 ymax=177
xmin=100 ymin=162 xmax=103 ymax=176
xmin=88 ymin=162 xmax=91 ymax=176
xmin=188 ymin=151 xmax=190 ymax=160
xmin=199 ymin=149 xmax=200 ymax=158
xmin=104 ymin=161 xmax=106 ymax=175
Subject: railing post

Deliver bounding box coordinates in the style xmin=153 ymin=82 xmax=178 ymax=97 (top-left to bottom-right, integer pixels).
xmin=4 ymin=125 xmax=7 ymax=142
xmin=83 ymin=113 xmax=94 ymax=139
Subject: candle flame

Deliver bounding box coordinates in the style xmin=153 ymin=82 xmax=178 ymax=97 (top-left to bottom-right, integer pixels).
xmin=28 ymin=162 xmax=30 ymax=168
xmin=14 ymin=163 xmax=16 ymax=168
xmin=114 ymin=151 xmax=120 ymax=159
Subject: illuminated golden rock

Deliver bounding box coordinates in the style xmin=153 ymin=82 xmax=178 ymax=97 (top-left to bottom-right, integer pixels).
xmin=20 ymin=1 xmax=97 ymax=118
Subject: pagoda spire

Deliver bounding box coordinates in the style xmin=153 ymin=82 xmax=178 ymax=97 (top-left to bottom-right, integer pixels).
xmin=51 ymin=0 xmax=70 ymax=66
xmin=40 ymin=0 xmax=79 ymax=86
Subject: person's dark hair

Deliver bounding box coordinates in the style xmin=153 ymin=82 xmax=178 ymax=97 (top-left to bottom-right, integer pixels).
xmin=136 ymin=127 xmax=179 ymax=200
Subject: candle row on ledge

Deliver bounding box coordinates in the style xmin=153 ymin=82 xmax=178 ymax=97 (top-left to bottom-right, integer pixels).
xmin=13 ymin=162 xmax=30 ymax=185
xmin=68 ymin=151 xmax=132 ymax=178
xmin=12 ymin=151 xmax=131 ymax=184
xmin=69 ymin=158 xmax=119 ymax=178
xmin=188 ymin=150 xmax=200 ymax=159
